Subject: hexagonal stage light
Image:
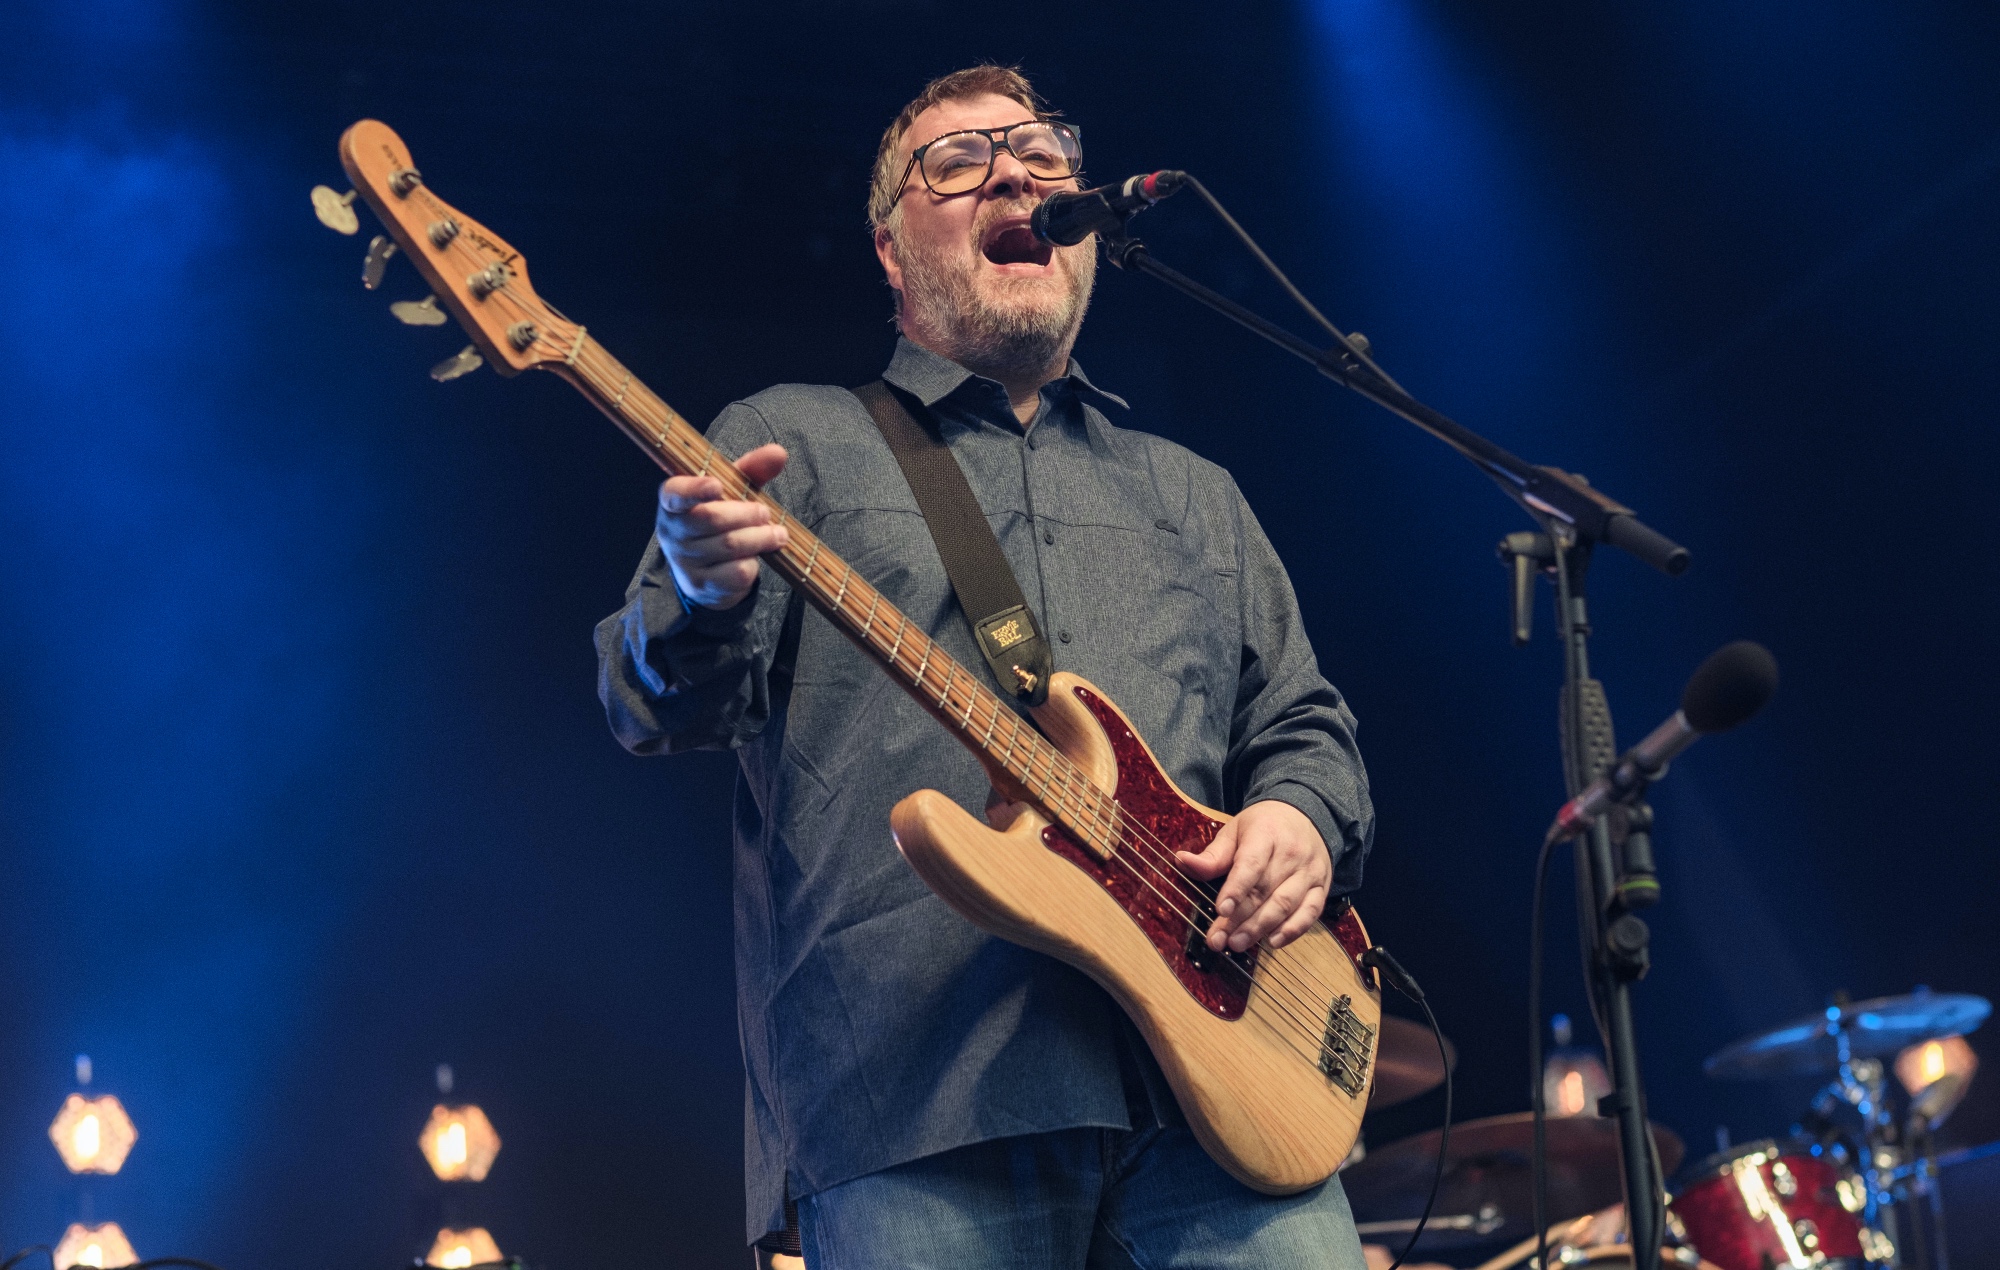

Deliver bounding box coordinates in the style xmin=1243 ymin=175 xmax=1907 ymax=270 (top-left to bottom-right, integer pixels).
xmin=424 ymin=1227 xmax=503 ymax=1268
xmin=418 ymin=1103 xmax=502 ymax=1182
xmin=52 ymin=1222 xmax=138 ymax=1270
xmin=48 ymin=1094 xmax=138 ymax=1174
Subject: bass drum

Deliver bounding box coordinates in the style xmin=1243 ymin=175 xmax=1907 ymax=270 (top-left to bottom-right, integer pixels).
xmin=1669 ymin=1140 xmax=1881 ymax=1270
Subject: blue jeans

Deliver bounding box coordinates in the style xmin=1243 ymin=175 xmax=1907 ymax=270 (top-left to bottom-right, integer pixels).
xmin=796 ymin=1126 xmax=1370 ymax=1269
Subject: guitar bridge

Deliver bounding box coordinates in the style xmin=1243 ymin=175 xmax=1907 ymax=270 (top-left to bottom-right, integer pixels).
xmin=1317 ymin=994 xmax=1374 ymax=1098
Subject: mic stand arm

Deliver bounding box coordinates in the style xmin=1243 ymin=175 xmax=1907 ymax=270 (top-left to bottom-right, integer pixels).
xmin=1097 ymin=232 xmax=1689 ymax=574
xmin=1099 ymin=227 xmax=1671 ymax=1264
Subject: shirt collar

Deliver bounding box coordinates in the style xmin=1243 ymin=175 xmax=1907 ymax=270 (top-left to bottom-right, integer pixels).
xmin=882 ymin=336 xmax=1130 ymax=414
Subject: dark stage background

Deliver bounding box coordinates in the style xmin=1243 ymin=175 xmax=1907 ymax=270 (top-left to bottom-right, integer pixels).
xmin=4 ymin=1 xmax=1999 ymax=1265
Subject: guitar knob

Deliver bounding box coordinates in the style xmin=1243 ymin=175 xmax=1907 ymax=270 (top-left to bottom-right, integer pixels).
xmin=430 ymin=344 xmax=484 ymax=382
xmin=362 ymin=234 xmax=400 ymax=290
xmin=311 ymin=185 xmax=359 ymax=235
xmin=390 ymin=295 xmax=448 ymax=327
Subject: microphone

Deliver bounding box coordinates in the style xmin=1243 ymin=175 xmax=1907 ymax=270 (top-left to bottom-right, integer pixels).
xmin=1546 ymin=641 xmax=1779 ymax=844
xmin=1031 ymin=170 xmax=1187 ymax=246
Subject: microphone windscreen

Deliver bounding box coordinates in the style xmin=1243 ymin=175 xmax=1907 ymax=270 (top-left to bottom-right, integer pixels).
xmin=1681 ymin=640 xmax=1779 ymax=734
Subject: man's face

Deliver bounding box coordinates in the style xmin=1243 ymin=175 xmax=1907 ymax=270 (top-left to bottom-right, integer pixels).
xmin=876 ymin=93 xmax=1097 ymax=377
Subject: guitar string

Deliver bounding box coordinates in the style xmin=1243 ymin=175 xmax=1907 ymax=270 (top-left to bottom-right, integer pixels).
xmin=444 ymin=268 xmax=1358 ymax=1055
xmin=485 ymin=293 xmax=1357 ymax=1057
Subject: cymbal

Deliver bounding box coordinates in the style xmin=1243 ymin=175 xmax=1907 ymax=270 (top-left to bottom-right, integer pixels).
xmin=1703 ymin=990 xmax=1991 ymax=1081
xmin=1342 ymin=1112 xmax=1685 ymax=1248
xmin=1370 ymin=1015 xmax=1456 ymax=1110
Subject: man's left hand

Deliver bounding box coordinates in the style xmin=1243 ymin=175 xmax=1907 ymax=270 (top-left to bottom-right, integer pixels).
xmin=1175 ymin=800 xmax=1332 ymax=953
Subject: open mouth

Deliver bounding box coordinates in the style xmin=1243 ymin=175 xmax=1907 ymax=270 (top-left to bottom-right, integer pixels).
xmin=982 ymin=223 xmax=1054 ymax=268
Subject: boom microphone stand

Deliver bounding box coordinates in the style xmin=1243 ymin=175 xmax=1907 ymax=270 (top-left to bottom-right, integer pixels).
xmin=1093 ymin=202 xmax=1684 ymax=1264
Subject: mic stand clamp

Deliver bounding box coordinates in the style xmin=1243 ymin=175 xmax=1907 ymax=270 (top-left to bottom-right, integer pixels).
xmin=1498 ymin=531 xmax=1555 ymax=646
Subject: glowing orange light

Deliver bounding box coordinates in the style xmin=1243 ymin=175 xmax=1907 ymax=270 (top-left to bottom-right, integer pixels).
xmin=52 ymin=1223 xmax=137 ymax=1270
xmin=1896 ymin=1034 xmax=1977 ymax=1095
xmin=1560 ymin=1071 xmax=1586 ymax=1115
xmin=1541 ymin=1051 xmax=1612 ymax=1119
xmin=425 ymin=1227 xmax=503 ymax=1268
xmin=418 ymin=1104 xmax=501 ymax=1181
xmin=48 ymin=1095 xmax=138 ymax=1174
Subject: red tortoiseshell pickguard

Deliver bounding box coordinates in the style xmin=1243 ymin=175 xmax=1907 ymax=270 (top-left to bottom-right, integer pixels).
xmin=1038 ymin=686 xmax=1253 ymax=1019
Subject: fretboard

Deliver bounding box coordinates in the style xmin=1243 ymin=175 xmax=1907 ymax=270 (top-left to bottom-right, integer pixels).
xmin=558 ymin=334 xmax=1119 ymax=859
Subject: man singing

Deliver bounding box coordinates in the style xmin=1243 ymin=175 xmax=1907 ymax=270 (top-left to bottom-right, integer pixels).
xmin=597 ymin=65 xmax=1374 ymax=1268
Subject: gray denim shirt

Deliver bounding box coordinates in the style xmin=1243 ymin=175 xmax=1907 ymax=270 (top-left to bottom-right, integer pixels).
xmin=595 ymin=338 xmax=1373 ymax=1243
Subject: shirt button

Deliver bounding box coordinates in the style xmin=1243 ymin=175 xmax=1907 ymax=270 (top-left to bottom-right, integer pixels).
xmin=1043 ymin=528 xmax=1055 ymax=545
xmin=1058 ymin=630 xmax=1072 ymax=644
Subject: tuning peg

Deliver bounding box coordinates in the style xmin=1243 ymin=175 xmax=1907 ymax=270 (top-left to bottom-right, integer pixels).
xmin=430 ymin=344 xmax=484 ymax=382
xmin=391 ymin=295 xmax=449 ymax=326
xmin=312 ymin=185 xmax=360 ymax=235
xmin=362 ymin=235 xmax=399 ymax=290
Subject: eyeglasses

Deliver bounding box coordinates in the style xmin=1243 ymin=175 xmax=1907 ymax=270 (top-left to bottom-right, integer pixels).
xmin=897 ymin=119 xmax=1083 ymax=201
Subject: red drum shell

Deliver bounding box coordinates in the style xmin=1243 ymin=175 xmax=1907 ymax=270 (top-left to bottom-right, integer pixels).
xmin=1670 ymin=1143 xmax=1865 ymax=1270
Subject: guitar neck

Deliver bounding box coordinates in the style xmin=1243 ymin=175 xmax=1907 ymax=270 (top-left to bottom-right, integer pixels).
xmin=556 ymin=335 xmax=1116 ymax=856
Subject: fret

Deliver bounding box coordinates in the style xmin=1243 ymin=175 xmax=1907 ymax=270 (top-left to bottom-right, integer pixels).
xmin=833 ymin=566 xmax=850 ymax=608
xmin=994 ymin=714 xmax=1017 ymax=767
xmin=959 ymin=686 xmax=977 ymax=730
xmin=979 ymin=700 xmax=1000 ymax=748
xmin=915 ymin=642 xmax=934 ymax=694
xmin=801 ymin=535 xmax=822 ymax=580
xmin=859 ymin=589 xmax=881 ymax=638
xmin=936 ymin=663 xmax=955 ymax=711
xmin=886 ymin=615 xmax=908 ymax=667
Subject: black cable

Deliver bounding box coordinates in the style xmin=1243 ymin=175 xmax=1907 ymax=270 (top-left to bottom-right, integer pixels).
xmin=1176 ymin=175 xmax=1408 ymax=395
xmin=1529 ymin=832 xmax=1564 ymax=1270
xmin=1360 ymin=946 xmax=1452 ymax=1270
xmin=0 ymin=1246 xmax=50 ymax=1270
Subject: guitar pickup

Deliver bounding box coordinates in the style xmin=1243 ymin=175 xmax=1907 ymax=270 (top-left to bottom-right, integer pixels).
xmin=1183 ymin=882 xmax=1225 ymax=974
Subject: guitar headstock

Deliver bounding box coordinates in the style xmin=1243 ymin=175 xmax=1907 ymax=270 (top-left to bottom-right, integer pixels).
xmin=337 ymin=119 xmax=581 ymax=376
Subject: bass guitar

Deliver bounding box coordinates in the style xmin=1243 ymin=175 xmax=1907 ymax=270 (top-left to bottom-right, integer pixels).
xmin=329 ymin=119 xmax=1382 ymax=1194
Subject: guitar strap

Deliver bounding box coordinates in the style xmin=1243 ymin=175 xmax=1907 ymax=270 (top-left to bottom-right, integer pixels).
xmin=851 ymin=380 xmax=1053 ymax=708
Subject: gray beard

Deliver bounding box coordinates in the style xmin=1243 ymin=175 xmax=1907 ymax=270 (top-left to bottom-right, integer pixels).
xmin=895 ymin=219 xmax=1096 ymax=383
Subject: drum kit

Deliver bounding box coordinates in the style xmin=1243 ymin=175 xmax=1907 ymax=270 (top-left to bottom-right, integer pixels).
xmin=1345 ymin=989 xmax=1991 ymax=1270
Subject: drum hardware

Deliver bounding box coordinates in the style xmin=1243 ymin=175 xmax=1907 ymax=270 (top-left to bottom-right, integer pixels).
xmin=1454 ymin=1205 xmax=1722 ymax=1270
xmin=1356 ymin=1205 xmax=1503 ymax=1238
xmin=1700 ymin=989 xmax=1990 ymax=1270
xmin=1343 ymin=1111 xmax=1685 ymax=1249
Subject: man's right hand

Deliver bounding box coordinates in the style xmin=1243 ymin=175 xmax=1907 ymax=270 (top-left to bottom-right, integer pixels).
xmin=657 ymin=443 xmax=790 ymax=611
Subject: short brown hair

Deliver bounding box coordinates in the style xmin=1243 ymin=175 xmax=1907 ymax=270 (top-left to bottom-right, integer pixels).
xmin=867 ymin=65 xmax=1047 ymax=230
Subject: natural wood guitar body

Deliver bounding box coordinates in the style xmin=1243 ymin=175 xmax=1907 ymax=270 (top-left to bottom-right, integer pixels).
xmin=892 ymin=671 xmax=1382 ymax=1196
